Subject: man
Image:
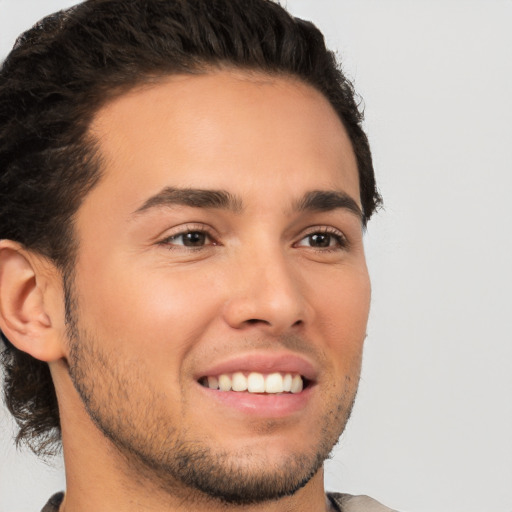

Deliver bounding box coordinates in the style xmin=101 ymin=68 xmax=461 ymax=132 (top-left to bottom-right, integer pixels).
xmin=0 ymin=0 xmax=391 ymax=510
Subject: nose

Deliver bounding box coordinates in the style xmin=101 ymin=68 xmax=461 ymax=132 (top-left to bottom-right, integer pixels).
xmin=221 ymin=249 xmax=310 ymax=335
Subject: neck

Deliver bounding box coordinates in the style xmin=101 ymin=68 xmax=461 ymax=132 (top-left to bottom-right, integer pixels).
xmin=60 ymin=446 xmax=329 ymax=512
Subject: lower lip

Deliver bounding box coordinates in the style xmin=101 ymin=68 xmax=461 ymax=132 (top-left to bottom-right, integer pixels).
xmin=196 ymin=382 xmax=315 ymax=418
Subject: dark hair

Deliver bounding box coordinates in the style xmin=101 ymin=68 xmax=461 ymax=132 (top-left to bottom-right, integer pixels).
xmin=0 ymin=0 xmax=381 ymax=456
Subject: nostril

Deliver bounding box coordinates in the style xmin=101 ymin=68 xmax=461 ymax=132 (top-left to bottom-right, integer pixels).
xmin=246 ymin=318 xmax=270 ymax=325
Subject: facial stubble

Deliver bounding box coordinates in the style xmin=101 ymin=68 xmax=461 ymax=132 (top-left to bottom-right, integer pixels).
xmin=63 ymin=278 xmax=360 ymax=506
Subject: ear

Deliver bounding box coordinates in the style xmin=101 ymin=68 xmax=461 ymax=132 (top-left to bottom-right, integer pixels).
xmin=0 ymin=240 xmax=66 ymax=362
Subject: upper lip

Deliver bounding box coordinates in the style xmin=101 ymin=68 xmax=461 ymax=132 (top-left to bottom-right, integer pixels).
xmin=194 ymin=352 xmax=318 ymax=382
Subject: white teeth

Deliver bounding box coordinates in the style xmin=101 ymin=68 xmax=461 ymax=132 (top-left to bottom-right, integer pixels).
xmin=265 ymin=372 xmax=283 ymax=393
xmin=283 ymin=373 xmax=292 ymax=392
xmin=203 ymin=371 xmax=305 ymax=394
xmin=218 ymin=374 xmax=232 ymax=391
xmin=232 ymin=372 xmax=248 ymax=392
xmin=291 ymin=374 xmax=303 ymax=394
xmin=247 ymin=372 xmax=265 ymax=393
xmin=207 ymin=376 xmax=219 ymax=389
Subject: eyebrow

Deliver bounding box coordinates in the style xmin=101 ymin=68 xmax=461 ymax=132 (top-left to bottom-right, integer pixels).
xmin=133 ymin=187 xmax=243 ymax=215
xmin=132 ymin=186 xmax=362 ymax=220
xmin=294 ymin=190 xmax=363 ymax=220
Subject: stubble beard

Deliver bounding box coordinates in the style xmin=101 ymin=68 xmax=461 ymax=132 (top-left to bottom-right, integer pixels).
xmin=63 ymin=278 xmax=359 ymax=506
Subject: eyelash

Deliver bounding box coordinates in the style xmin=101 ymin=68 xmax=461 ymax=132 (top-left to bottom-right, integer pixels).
xmin=157 ymin=225 xmax=349 ymax=252
xmin=158 ymin=224 xmax=217 ymax=250
xmin=295 ymin=226 xmax=349 ymax=252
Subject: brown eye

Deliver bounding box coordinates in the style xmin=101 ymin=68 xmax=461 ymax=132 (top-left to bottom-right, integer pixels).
xmin=166 ymin=231 xmax=211 ymax=247
xmin=181 ymin=232 xmax=207 ymax=246
xmin=308 ymin=233 xmax=332 ymax=248
xmin=296 ymin=230 xmax=347 ymax=250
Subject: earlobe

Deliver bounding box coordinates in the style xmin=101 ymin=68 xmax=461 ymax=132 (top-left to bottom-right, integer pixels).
xmin=0 ymin=240 xmax=66 ymax=362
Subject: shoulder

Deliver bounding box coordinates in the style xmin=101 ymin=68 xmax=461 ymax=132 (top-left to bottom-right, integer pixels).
xmin=328 ymin=492 xmax=400 ymax=512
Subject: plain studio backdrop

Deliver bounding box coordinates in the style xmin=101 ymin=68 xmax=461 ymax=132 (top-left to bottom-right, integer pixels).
xmin=0 ymin=1 xmax=511 ymax=511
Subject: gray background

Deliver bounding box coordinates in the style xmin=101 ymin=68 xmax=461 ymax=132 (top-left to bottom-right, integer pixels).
xmin=1 ymin=1 xmax=511 ymax=511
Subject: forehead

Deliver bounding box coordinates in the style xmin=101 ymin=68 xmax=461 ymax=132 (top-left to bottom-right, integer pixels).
xmin=85 ymin=71 xmax=360 ymax=214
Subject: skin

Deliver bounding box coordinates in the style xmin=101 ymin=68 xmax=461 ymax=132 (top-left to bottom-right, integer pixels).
xmin=0 ymin=71 xmax=371 ymax=512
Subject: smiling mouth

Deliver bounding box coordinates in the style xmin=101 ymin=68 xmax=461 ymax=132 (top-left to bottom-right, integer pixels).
xmin=198 ymin=372 xmax=311 ymax=394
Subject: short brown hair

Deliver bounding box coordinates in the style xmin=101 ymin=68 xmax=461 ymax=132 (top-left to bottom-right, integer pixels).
xmin=0 ymin=0 xmax=381 ymax=457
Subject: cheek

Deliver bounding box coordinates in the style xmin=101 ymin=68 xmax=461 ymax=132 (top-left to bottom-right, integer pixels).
xmin=312 ymin=267 xmax=370 ymax=366
xmin=73 ymin=259 xmax=221 ymax=362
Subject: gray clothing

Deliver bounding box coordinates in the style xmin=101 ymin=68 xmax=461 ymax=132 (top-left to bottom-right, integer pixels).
xmin=42 ymin=491 xmax=397 ymax=511
xmin=329 ymin=492 xmax=398 ymax=511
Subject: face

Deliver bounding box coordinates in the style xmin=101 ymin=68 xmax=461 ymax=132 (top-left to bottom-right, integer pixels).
xmin=64 ymin=71 xmax=371 ymax=504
